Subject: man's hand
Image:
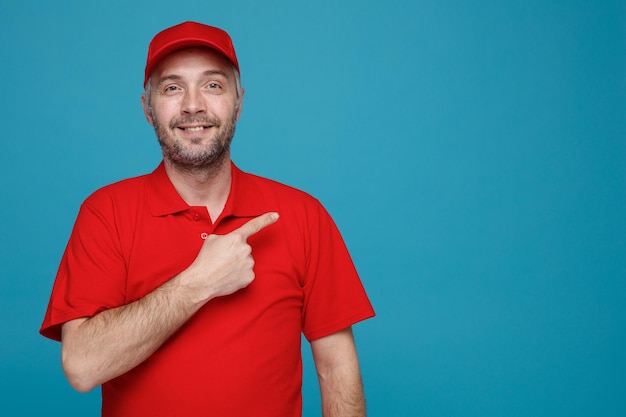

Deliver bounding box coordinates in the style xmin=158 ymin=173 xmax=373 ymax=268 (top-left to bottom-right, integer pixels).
xmin=182 ymin=212 xmax=280 ymax=304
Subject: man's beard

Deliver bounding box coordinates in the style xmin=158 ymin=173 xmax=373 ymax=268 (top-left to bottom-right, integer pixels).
xmin=153 ymin=113 xmax=237 ymax=174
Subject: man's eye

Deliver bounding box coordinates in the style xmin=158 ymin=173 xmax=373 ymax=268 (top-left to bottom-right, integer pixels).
xmin=208 ymin=83 xmax=221 ymax=89
xmin=164 ymin=85 xmax=180 ymax=92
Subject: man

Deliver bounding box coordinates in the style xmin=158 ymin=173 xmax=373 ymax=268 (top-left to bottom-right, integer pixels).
xmin=41 ymin=21 xmax=374 ymax=417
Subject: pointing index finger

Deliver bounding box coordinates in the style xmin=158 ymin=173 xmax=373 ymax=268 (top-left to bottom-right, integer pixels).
xmin=235 ymin=212 xmax=279 ymax=239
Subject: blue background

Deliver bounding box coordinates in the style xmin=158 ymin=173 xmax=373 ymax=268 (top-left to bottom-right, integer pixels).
xmin=1 ymin=0 xmax=625 ymax=415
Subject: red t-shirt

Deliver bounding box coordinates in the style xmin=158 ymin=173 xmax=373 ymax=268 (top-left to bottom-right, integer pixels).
xmin=40 ymin=162 xmax=374 ymax=417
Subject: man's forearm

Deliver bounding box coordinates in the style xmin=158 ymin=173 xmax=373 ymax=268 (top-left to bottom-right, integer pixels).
xmin=312 ymin=327 xmax=367 ymax=417
xmin=318 ymin=362 xmax=366 ymax=417
xmin=61 ymin=275 xmax=201 ymax=392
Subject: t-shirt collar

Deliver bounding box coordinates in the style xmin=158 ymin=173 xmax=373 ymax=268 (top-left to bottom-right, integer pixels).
xmin=146 ymin=161 xmax=267 ymax=218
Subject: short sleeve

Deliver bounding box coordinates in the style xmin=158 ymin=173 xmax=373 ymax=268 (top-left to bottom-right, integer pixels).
xmin=40 ymin=197 xmax=128 ymax=341
xmin=301 ymin=202 xmax=374 ymax=341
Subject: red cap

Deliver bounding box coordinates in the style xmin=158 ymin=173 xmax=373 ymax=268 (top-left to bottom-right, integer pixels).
xmin=144 ymin=21 xmax=239 ymax=88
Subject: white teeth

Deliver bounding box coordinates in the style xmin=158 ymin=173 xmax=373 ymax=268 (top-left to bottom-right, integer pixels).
xmin=184 ymin=126 xmax=205 ymax=132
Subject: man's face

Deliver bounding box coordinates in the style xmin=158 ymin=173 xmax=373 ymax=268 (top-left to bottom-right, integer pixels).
xmin=142 ymin=47 xmax=242 ymax=171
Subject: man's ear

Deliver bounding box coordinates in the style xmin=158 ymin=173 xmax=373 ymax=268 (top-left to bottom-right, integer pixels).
xmin=235 ymin=88 xmax=245 ymax=121
xmin=141 ymin=93 xmax=154 ymax=125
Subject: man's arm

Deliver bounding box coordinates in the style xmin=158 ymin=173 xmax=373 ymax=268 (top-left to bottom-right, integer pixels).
xmin=61 ymin=212 xmax=278 ymax=392
xmin=311 ymin=327 xmax=367 ymax=417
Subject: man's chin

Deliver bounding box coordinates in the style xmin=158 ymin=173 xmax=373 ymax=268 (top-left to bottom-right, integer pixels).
xmin=164 ymin=147 xmax=230 ymax=170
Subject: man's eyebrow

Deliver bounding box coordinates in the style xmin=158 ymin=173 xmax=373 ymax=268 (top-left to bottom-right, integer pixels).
xmin=156 ymin=74 xmax=182 ymax=87
xmin=157 ymin=70 xmax=228 ymax=86
xmin=202 ymin=69 xmax=228 ymax=78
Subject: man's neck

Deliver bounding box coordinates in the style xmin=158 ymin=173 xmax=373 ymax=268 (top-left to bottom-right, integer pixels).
xmin=163 ymin=156 xmax=232 ymax=223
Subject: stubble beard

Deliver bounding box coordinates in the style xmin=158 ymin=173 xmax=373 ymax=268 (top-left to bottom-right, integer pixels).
xmin=153 ymin=113 xmax=237 ymax=177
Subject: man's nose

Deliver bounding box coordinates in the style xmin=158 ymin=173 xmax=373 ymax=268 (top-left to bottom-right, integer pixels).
xmin=182 ymin=88 xmax=206 ymax=114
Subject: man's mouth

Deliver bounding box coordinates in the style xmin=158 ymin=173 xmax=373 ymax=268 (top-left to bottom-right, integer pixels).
xmin=171 ymin=116 xmax=219 ymax=132
xmin=182 ymin=126 xmax=208 ymax=132
xmin=178 ymin=125 xmax=211 ymax=132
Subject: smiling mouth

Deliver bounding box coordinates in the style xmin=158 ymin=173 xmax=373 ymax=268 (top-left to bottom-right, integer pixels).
xmin=171 ymin=116 xmax=219 ymax=132
xmin=181 ymin=126 xmax=209 ymax=132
